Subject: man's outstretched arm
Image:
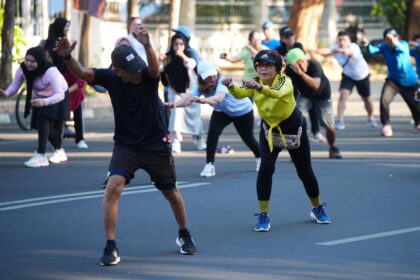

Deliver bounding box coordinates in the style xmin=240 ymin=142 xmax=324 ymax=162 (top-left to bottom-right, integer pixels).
xmin=54 ymin=37 xmax=95 ymax=84
xmin=133 ymin=27 xmax=159 ymax=79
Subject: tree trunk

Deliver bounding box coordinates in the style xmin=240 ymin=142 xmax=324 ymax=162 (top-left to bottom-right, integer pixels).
xmin=179 ymin=0 xmax=196 ymax=31
xmin=127 ymin=0 xmax=138 ymax=32
xmin=79 ymin=12 xmax=90 ymax=66
xmin=325 ymin=0 xmax=337 ymax=46
xmin=406 ymin=0 xmax=420 ymax=40
xmin=251 ymin=0 xmax=268 ymax=31
xmin=168 ymin=0 xmax=181 ymax=45
xmin=41 ymin=0 xmax=49 ymax=38
xmin=0 ymin=0 xmax=15 ymax=89
xmin=64 ymin=0 xmax=72 ymax=21
xmin=288 ymin=0 xmax=325 ymax=50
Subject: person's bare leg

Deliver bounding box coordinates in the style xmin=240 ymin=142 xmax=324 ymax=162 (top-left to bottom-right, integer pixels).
xmin=162 ymin=188 xmax=187 ymax=229
xmin=326 ymin=127 xmax=336 ymax=148
xmin=362 ymin=96 xmax=375 ymax=120
xmin=337 ymin=89 xmax=350 ymax=122
xmin=103 ymin=175 xmax=126 ymax=240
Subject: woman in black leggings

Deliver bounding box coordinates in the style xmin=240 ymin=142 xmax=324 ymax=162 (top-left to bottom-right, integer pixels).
xmin=0 ymin=46 xmax=68 ymax=167
xmin=166 ymin=60 xmax=260 ymax=177
xmin=222 ymin=50 xmax=331 ymax=232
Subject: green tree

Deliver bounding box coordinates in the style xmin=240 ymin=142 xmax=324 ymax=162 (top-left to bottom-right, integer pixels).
xmin=0 ymin=5 xmax=27 ymax=89
xmin=372 ymin=0 xmax=408 ymax=36
xmin=0 ymin=8 xmax=27 ymax=63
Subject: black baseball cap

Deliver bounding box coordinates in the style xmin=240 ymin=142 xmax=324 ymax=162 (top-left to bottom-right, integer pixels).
xmin=111 ymin=45 xmax=146 ymax=74
xmin=280 ymin=26 xmax=294 ymax=38
xmin=383 ymin=28 xmax=398 ymax=39
xmin=254 ymin=50 xmax=281 ymax=71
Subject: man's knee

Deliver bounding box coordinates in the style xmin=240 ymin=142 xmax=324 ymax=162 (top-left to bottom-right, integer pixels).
xmin=105 ymin=175 xmax=125 ymax=199
xmin=162 ymin=188 xmax=182 ymax=203
xmin=339 ymin=89 xmax=351 ymax=100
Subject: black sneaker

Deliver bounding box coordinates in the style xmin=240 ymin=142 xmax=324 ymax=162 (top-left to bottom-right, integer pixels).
xmin=100 ymin=243 xmax=121 ymax=266
xmin=329 ymin=146 xmax=342 ymax=159
xmin=176 ymin=229 xmax=197 ymax=255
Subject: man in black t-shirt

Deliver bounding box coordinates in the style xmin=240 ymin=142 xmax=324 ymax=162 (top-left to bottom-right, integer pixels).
xmin=54 ymin=27 xmax=197 ymax=266
xmin=275 ymin=26 xmax=304 ymax=57
xmin=285 ymin=48 xmax=342 ymax=159
xmin=275 ymin=26 xmax=325 ymax=144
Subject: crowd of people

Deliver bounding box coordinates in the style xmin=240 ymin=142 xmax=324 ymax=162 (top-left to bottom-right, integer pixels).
xmin=1 ymin=16 xmax=419 ymax=267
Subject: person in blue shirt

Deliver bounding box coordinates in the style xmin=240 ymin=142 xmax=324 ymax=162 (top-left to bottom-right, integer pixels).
xmin=362 ymin=28 xmax=420 ymax=136
xmin=261 ymin=21 xmax=281 ymax=50
xmin=409 ymin=34 xmax=420 ymax=77
xmin=172 ymin=25 xmax=201 ymax=63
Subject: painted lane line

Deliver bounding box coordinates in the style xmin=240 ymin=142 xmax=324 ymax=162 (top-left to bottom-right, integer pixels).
xmin=0 ymin=182 xmax=210 ymax=212
xmin=316 ymin=226 xmax=420 ymax=246
xmin=0 ymin=184 xmax=154 ymax=206
xmin=0 ymin=181 xmax=188 ymax=207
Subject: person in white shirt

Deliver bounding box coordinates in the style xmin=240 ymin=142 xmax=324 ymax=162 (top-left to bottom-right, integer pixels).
xmin=312 ymin=30 xmax=378 ymax=129
xmin=115 ymin=17 xmax=150 ymax=65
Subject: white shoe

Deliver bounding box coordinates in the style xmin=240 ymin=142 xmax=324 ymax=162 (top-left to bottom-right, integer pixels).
xmin=24 ymin=152 xmax=49 ymax=168
xmin=200 ymin=163 xmax=215 ymax=177
xmin=172 ymin=140 xmax=181 ymax=153
xmin=381 ymin=125 xmax=393 ymax=137
xmin=49 ymin=148 xmax=68 ymax=163
xmin=193 ymin=137 xmax=207 ymax=151
xmin=313 ymin=132 xmax=327 ymax=143
xmin=256 ymin=158 xmax=261 ymax=172
xmin=76 ymin=140 xmax=88 ymax=149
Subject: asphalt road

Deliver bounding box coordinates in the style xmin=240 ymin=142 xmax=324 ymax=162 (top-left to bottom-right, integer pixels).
xmin=0 ymin=112 xmax=419 ymax=279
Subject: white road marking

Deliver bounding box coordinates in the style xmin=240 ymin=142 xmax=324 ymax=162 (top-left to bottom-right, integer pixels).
xmin=0 ymin=182 xmax=210 ymax=212
xmin=316 ymin=226 xmax=420 ymax=246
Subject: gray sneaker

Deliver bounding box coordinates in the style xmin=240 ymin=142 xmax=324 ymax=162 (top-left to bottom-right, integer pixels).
xmin=335 ymin=120 xmax=346 ymax=130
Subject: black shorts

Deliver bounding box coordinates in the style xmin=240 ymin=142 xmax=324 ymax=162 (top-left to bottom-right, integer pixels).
xmin=339 ymin=73 xmax=371 ymax=97
xmin=108 ymin=143 xmax=176 ymax=191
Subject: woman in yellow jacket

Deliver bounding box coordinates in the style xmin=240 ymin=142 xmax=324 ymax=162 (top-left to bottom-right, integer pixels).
xmin=221 ymin=50 xmax=331 ymax=231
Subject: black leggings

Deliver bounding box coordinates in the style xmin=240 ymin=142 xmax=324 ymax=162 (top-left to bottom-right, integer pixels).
xmin=206 ymin=110 xmax=260 ymax=163
xmin=73 ymin=105 xmax=85 ymax=143
xmin=36 ymin=117 xmax=64 ymax=154
xmin=257 ymin=109 xmax=319 ymax=201
xmin=309 ymin=107 xmax=320 ymax=135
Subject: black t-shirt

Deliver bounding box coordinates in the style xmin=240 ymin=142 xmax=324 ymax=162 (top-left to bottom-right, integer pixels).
xmin=285 ymin=59 xmax=331 ymax=100
xmin=276 ymin=42 xmax=304 ymax=57
xmin=92 ymin=68 xmax=167 ymax=149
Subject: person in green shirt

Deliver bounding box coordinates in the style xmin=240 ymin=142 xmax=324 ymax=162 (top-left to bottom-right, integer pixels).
xmin=222 ymin=50 xmax=331 ymax=232
xmin=220 ymin=30 xmax=268 ymax=81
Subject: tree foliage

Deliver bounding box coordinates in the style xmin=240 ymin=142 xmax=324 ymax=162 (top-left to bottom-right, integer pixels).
xmin=0 ymin=8 xmax=27 ymax=63
xmin=371 ymin=0 xmax=408 ymax=36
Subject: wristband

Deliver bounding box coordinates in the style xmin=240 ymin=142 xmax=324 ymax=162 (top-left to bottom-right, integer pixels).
xmin=63 ymin=54 xmax=72 ymax=60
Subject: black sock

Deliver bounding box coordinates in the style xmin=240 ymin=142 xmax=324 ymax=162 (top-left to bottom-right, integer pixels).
xmin=179 ymin=228 xmax=189 ymax=236
xmin=106 ymin=240 xmax=116 ymax=248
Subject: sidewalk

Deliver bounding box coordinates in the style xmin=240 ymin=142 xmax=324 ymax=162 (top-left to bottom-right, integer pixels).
xmin=0 ymin=80 xmax=413 ymax=126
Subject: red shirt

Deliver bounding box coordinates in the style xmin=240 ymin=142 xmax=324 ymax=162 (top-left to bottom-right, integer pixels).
xmin=63 ymin=69 xmax=86 ymax=111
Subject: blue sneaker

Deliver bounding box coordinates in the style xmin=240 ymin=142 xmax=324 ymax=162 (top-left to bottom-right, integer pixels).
xmin=310 ymin=202 xmax=331 ymax=224
xmin=254 ymin=212 xmax=271 ymax=232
